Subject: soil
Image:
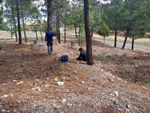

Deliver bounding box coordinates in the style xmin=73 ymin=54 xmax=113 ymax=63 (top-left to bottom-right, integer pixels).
xmin=0 ymin=40 xmax=150 ymax=113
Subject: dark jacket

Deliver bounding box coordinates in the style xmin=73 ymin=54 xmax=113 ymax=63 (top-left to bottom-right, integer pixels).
xmin=77 ymin=50 xmax=87 ymax=61
xmin=45 ymin=31 xmax=53 ymax=42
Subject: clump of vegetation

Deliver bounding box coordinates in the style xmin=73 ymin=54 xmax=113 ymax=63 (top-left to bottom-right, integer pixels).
xmin=97 ymin=22 xmax=110 ymax=45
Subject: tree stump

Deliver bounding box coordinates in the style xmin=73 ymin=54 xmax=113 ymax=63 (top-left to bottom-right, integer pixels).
xmin=71 ymin=42 xmax=74 ymax=46
xmin=34 ymin=40 xmax=37 ymax=44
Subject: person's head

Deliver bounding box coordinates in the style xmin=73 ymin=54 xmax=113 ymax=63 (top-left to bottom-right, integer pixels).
xmin=79 ymin=48 xmax=83 ymax=52
xmin=48 ymin=28 xmax=52 ymax=31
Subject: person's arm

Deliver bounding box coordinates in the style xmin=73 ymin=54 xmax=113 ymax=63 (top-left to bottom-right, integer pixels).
xmin=76 ymin=52 xmax=82 ymax=60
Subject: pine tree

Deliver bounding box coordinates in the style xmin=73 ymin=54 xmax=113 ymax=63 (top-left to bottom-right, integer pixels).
xmin=84 ymin=0 xmax=94 ymax=65
xmin=122 ymin=0 xmax=149 ymax=49
xmin=97 ymin=22 xmax=110 ymax=45
xmin=0 ymin=0 xmax=3 ymax=29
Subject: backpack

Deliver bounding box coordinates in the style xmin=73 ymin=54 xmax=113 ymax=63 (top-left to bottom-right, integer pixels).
xmin=61 ymin=55 xmax=69 ymax=62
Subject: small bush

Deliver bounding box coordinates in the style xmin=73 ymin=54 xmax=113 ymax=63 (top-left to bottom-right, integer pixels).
xmin=53 ymin=30 xmax=57 ymax=36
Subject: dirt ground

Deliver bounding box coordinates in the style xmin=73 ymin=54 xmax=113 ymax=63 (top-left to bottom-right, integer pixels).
xmin=0 ymin=39 xmax=150 ymax=113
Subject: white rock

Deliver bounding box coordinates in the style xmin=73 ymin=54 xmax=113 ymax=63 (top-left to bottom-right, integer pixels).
xmin=2 ymin=95 xmax=9 ymax=98
xmin=1 ymin=109 xmax=5 ymax=112
xmin=57 ymin=82 xmax=64 ymax=85
xmin=17 ymin=81 xmax=24 ymax=85
xmin=114 ymin=91 xmax=119 ymax=97
xmin=126 ymin=104 xmax=131 ymax=109
xmin=67 ymin=103 xmax=72 ymax=107
xmin=81 ymin=81 xmax=85 ymax=84
xmin=55 ymin=77 xmax=58 ymax=81
xmin=62 ymin=99 xmax=67 ymax=103
xmin=13 ymin=80 xmax=17 ymax=83
xmin=73 ymin=71 xmax=77 ymax=74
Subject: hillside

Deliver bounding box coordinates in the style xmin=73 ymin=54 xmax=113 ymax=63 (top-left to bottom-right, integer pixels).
xmin=0 ymin=40 xmax=150 ymax=113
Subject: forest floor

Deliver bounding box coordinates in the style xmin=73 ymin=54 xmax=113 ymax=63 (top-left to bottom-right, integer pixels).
xmin=0 ymin=39 xmax=150 ymax=113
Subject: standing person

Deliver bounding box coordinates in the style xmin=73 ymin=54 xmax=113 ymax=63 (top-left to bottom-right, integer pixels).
xmin=76 ymin=48 xmax=87 ymax=61
xmin=45 ymin=29 xmax=53 ymax=55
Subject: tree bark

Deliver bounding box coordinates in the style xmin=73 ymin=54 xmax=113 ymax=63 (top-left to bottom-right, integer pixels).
xmin=114 ymin=13 xmax=118 ymax=48
xmin=104 ymin=36 xmax=105 ymax=45
xmin=35 ymin=25 xmax=38 ymax=40
xmin=90 ymin=27 xmax=93 ymax=38
xmin=122 ymin=28 xmax=130 ymax=49
xmin=131 ymin=38 xmax=134 ymax=50
xmin=22 ymin=13 xmax=27 ymax=43
xmin=56 ymin=8 xmax=60 ymax=43
xmin=64 ymin=17 xmax=66 ymax=43
xmin=114 ymin=29 xmax=117 ymax=47
xmin=11 ymin=5 xmax=18 ymax=42
xmin=74 ymin=24 xmax=77 ymax=38
xmin=10 ymin=26 xmax=13 ymax=39
xmin=78 ymin=25 xmax=81 ymax=46
xmin=16 ymin=0 xmax=22 ymax=44
xmin=47 ymin=0 xmax=53 ymax=30
xmin=84 ymin=0 xmax=94 ymax=65
xmin=40 ymin=26 xmax=43 ymax=41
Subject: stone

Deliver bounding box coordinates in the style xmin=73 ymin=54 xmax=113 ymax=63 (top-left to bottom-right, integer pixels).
xmin=53 ymin=104 xmax=60 ymax=109
xmin=1 ymin=109 xmax=5 ymax=112
xmin=73 ymin=71 xmax=77 ymax=74
xmin=39 ymin=107 xmax=44 ymax=112
xmin=57 ymin=82 xmax=64 ymax=85
xmin=114 ymin=91 xmax=119 ymax=97
xmin=126 ymin=104 xmax=131 ymax=109
xmin=125 ymin=109 xmax=130 ymax=112
xmin=66 ymin=78 xmax=70 ymax=81
xmin=67 ymin=103 xmax=72 ymax=107
xmin=62 ymin=99 xmax=67 ymax=103
xmin=2 ymin=95 xmax=9 ymax=98
xmin=81 ymin=81 xmax=85 ymax=84
xmin=13 ymin=80 xmax=17 ymax=83
xmin=50 ymin=64 xmax=58 ymax=70
xmin=16 ymin=81 xmax=24 ymax=85
xmin=117 ymin=108 xmax=122 ymax=112
xmin=109 ymin=78 xmax=115 ymax=82
xmin=113 ymin=100 xmax=119 ymax=105
xmin=55 ymin=77 xmax=59 ymax=81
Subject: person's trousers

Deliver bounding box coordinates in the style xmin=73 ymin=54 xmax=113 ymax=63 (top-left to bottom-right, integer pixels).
xmin=47 ymin=41 xmax=53 ymax=53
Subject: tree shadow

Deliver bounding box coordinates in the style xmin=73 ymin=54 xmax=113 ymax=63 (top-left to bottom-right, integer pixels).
xmin=94 ymin=53 xmax=150 ymax=86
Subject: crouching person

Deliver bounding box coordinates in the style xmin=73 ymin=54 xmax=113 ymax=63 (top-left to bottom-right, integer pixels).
xmin=76 ymin=48 xmax=87 ymax=61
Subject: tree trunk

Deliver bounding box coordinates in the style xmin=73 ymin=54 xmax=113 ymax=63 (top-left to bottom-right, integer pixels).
xmin=122 ymin=28 xmax=130 ymax=49
xmin=131 ymin=38 xmax=134 ymax=50
xmin=11 ymin=5 xmax=18 ymax=42
xmin=40 ymin=27 xmax=43 ymax=41
xmin=22 ymin=13 xmax=27 ymax=43
xmin=11 ymin=26 xmax=13 ymax=39
xmin=35 ymin=26 xmax=38 ymax=40
xmin=114 ymin=29 xmax=117 ymax=47
xmin=64 ymin=18 xmax=66 ymax=43
xmin=104 ymin=36 xmax=106 ymax=45
xmin=16 ymin=0 xmax=22 ymax=44
xmin=47 ymin=0 xmax=53 ymax=30
xmin=56 ymin=8 xmax=60 ymax=43
xmin=74 ymin=24 xmax=77 ymax=38
xmin=78 ymin=25 xmax=81 ymax=46
xmin=90 ymin=27 xmax=93 ymax=38
xmin=84 ymin=0 xmax=94 ymax=65
xmin=114 ymin=13 xmax=118 ymax=48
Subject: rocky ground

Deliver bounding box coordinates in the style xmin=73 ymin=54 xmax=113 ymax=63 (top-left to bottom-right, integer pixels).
xmin=0 ymin=40 xmax=150 ymax=113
